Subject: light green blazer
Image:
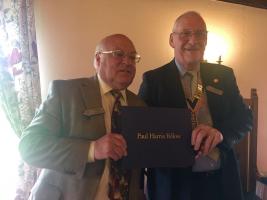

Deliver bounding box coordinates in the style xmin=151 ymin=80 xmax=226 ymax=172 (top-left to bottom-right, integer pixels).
xmin=19 ymin=76 xmax=145 ymax=200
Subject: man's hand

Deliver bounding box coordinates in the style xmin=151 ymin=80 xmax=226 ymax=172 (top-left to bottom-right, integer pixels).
xmin=94 ymin=133 xmax=127 ymax=161
xmin=191 ymin=124 xmax=223 ymax=156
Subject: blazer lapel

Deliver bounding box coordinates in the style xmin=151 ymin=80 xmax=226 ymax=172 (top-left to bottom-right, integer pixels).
xmin=126 ymin=90 xmax=136 ymax=106
xmin=200 ymin=63 xmax=224 ymax=121
xmin=79 ymin=76 xmax=105 ymax=117
xmin=165 ymin=60 xmax=187 ymax=108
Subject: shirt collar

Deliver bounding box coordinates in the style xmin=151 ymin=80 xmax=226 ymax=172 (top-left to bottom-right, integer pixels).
xmin=174 ymin=59 xmax=200 ymax=77
xmin=97 ymin=74 xmax=127 ymax=101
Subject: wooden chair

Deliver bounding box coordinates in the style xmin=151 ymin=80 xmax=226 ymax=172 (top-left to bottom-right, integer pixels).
xmin=234 ymin=88 xmax=258 ymax=195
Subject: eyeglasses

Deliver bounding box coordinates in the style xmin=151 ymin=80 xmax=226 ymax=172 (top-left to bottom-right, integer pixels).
xmin=172 ymin=30 xmax=208 ymax=40
xmin=96 ymin=50 xmax=141 ymax=63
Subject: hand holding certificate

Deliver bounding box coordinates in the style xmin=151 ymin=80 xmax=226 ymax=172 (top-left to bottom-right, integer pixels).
xmin=120 ymin=106 xmax=194 ymax=168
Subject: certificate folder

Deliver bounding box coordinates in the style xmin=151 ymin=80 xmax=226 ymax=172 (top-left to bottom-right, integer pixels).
xmin=120 ymin=106 xmax=194 ymax=168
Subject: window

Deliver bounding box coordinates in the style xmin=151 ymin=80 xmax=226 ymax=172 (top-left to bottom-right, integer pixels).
xmin=0 ymin=106 xmax=20 ymax=200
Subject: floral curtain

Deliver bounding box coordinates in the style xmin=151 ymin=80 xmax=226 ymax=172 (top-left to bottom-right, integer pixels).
xmin=0 ymin=0 xmax=41 ymax=199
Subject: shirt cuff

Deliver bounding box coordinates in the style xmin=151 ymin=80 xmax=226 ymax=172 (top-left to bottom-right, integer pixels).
xmin=88 ymin=141 xmax=95 ymax=162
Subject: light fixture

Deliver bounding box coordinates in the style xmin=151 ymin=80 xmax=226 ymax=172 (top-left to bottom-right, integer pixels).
xmin=216 ymin=55 xmax=223 ymax=65
xmin=204 ymin=31 xmax=229 ymax=64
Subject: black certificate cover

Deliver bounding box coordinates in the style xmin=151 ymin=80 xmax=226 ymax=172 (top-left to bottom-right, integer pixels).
xmin=120 ymin=106 xmax=194 ymax=168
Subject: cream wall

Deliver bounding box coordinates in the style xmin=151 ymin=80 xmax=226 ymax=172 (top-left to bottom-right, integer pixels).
xmin=34 ymin=0 xmax=267 ymax=172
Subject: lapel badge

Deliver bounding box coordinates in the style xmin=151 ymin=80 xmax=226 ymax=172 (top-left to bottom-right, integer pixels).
xmin=206 ymin=85 xmax=223 ymax=95
xmin=213 ymin=78 xmax=219 ymax=83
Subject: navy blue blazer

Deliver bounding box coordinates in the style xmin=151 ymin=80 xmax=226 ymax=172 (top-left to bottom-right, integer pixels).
xmin=138 ymin=60 xmax=253 ymax=200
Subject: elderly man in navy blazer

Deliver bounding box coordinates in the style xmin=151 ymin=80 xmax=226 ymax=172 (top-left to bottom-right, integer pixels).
xmin=19 ymin=34 xmax=145 ymax=200
xmin=139 ymin=11 xmax=252 ymax=200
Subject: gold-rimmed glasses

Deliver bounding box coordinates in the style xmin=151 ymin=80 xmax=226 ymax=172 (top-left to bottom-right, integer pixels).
xmin=96 ymin=50 xmax=141 ymax=63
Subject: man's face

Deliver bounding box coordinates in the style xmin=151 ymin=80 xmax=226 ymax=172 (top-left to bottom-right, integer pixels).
xmin=170 ymin=14 xmax=207 ymax=70
xmin=95 ymin=36 xmax=137 ymax=90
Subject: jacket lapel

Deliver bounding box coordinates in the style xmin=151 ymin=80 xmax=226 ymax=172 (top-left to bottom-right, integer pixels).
xmin=165 ymin=60 xmax=187 ymax=108
xmin=126 ymin=90 xmax=136 ymax=106
xmin=200 ymin=63 xmax=224 ymax=122
xmin=79 ymin=76 xmax=105 ymax=117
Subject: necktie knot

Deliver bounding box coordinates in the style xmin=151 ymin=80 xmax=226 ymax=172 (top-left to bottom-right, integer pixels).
xmin=185 ymin=71 xmax=193 ymax=77
xmin=111 ymin=90 xmax=122 ymax=112
xmin=184 ymin=72 xmax=193 ymax=84
xmin=111 ymin=90 xmax=122 ymax=99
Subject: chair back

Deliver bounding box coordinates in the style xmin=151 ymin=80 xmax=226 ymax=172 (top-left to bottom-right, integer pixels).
xmin=234 ymin=88 xmax=258 ymax=193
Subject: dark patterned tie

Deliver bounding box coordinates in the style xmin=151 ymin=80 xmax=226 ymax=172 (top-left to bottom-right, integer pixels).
xmin=183 ymin=72 xmax=198 ymax=128
xmin=108 ymin=90 xmax=131 ymax=200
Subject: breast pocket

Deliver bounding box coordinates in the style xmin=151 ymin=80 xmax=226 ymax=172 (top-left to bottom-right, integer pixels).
xmin=64 ymin=107 xmax=106 ymax=140
xmin=81 ymin=107 xmax=106 ymax=139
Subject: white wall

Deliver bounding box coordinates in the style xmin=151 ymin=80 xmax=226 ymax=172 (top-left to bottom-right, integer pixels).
xmin=34 ymin=0 xmax=267 ymax=173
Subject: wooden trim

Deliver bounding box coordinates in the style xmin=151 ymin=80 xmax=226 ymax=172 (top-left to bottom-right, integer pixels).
xmin=218 ymin=0 xmax=267 ymax=10
xmin=248 ymin=88 xmax=258 ymax=192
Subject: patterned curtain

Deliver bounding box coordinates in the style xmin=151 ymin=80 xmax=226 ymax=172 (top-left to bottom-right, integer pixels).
xmin=0 ymin=0 xmax=41 ymax=199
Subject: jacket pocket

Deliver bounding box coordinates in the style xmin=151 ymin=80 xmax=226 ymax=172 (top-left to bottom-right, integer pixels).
xmin=30 ymin=182 xmax=63 ymax=200
xmin=83 ymin=107 xmax=104 ymax=117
